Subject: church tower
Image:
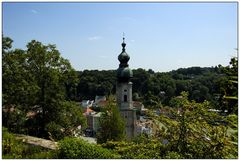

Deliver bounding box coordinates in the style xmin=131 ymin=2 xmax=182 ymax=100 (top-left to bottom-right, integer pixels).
xmin=116 ymin=37 xmax=137 ymax=139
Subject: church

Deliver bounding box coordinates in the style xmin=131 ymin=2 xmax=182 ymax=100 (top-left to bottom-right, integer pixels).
xmin=116 ymin=37 xmax=137 ymax=139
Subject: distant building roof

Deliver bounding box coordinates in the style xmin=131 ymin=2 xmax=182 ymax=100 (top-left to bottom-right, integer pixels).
xmin=133 ymin=101 xmax=143 ymax=107
xmin=81 ymin=100 xmax=94 ymax=108
xmin=2 ymin=107 xmax=15 ymax=113
xmin=95 ymin=96 xmax=106 ymax=103
xmin=26 ymin=111 xmax=37 ymax=118
xmin=84 ymin=108 xmax=94 ymax=114
xmin=97 ymin=100 xmax=108 ymax=107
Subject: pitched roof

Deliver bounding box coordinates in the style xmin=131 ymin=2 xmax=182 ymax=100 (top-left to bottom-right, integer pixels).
xmin=84 ymin=108 xmax=94 ymax=113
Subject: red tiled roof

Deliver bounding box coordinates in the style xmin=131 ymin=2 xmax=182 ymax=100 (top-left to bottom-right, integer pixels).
xmin=84 ymin=108 xmax=94 ymax=113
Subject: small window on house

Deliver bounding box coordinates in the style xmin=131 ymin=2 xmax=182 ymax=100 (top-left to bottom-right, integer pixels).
xmin=124 ymin=89 xmax=127 ymax=92
xmin=124 ymin=95 xmax=127 ymax=102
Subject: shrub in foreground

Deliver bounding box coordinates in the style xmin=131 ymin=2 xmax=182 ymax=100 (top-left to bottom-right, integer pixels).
xmin=58 ymin=137 xmax=120 ymax=159
xmin=2 ymin=127 xmax=56 ymax=159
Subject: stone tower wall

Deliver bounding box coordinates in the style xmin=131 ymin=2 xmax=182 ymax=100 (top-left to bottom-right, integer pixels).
xmin=116 ymin=82 xmax=133 ymax=110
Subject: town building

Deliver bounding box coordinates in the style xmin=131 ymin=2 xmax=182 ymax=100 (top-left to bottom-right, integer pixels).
xmin=81 ymin=100 xmax=94 ymax=111
xmin=83 ymin=110 xmax=102 ymax=137
xmin=95 ymin=95 xmax=106 ymax=104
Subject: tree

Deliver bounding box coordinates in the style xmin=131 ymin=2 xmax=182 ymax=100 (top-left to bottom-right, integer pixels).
xmin=24 ymin=40 xmax=81 ymax=137
xmin=97 ymin=96 xmax=125 ymax=143
xmin=158 ymin=92 xmax=237 ymax=158
xmin=2 ymin=37 xmax=86 ymax=139
xmin=218 ymin=56 xmax=238 ymax=114
xmin=2 ymin=36 xmax=13 ymax=53
xmin=2 ymin=37 xmax=38 ymax=133
xmin=46 ymin=101 xmax=87 ymax=140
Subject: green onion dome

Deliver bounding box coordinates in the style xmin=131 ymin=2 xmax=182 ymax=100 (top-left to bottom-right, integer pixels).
xmin=117 ymin=37 xmax=133 ymax=82
xmin=117 ymin=67 xmax=133 ymax=79
xmin=118 ymin=51 xmax=130 ymax=64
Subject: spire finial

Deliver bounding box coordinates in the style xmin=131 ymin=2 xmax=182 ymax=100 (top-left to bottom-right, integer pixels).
xmin=121 ymin=33 xmax=126 ymax=51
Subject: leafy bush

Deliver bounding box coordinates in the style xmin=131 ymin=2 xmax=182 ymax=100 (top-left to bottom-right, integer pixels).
xmin=58 ymin=137 xmax=120 ymax=159
xmin=46 ymin=101 xmax=87 ymax=141
xmin=46 ymin=122 xmax=65 ymax=140
xmin=26 ymin=149 xmax=58 ymax=159
xmin=101 ymin=140 xmax=168 ymax=159
xmin=2 ymin=127 xmax=57 ymax=159
xmin=2 ymin=106 xmax=26 ymax=134
xmin=164 ymin=151 xmax=183 ymax=159
xmin=225 ymin=114 xmax=238 ymax=129
xmin=97 ymin=96 xmax=125 ymax=144
xmin=2 ymin=127 xmax=25 ymax=158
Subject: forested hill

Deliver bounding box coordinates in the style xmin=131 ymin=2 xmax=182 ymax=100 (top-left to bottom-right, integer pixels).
xmin=76 ymin=64 xmax=237 ymax=114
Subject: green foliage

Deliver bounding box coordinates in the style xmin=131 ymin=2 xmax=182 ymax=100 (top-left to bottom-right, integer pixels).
xmin=219 ymin=57 xmax=238 ymax=114
xmin=101 ymin=138 xmax=177 ymax=159
xmin=2 ymin=36 xmax=13 ymax=52
xmin=2 ymin=128 xmax=57 ymax=159
xmin=76 ymin=66 xmax=230 ymax=110
xmin=77 ymin=70 xmax=116 ymax=100
xmin=156 ymin=92 xmax=238 ymax=158
xmin=101 ymin=92 xmax=238 ymax=159
xmin=46 ymin=122 xmax=65 ymax=141
xmin=25 ymin=150 xmax=58 ymax=159
xmin=2 ymin=36 xmax=85 ymax=139
xmin=97 ymin=95 xmax=126 ymax=143
xmin=2 ymin=36 xmax=238 ymax=159
xmin=2 ymin=105 xmax=26 ymax=134
xmin=2 ymin=127 xmax=24 ymax=159
xmin=46 ymin=101 xmax=87 ymax=140
xmin=225 ymin=114 xmax=238 ymax=129
xmin=58 ymin=137 xmax=120 ymax=159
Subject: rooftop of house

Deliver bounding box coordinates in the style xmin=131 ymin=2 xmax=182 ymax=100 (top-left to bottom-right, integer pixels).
xmin=133 ymin=101 xmax=143 ymax=107
xmin=83 ymin=108 xmax=94 ymax=116
xmin=26 ymin=111 xmax=38 ymax=118
xmin=95 ymin=95 xmax=106 ymax=102
xmin=96 ymin=100 xmax=108 ymax=107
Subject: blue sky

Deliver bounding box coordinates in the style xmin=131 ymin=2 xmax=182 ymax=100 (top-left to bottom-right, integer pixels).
xmin=3 ymin=2 xmax=237 ymax=72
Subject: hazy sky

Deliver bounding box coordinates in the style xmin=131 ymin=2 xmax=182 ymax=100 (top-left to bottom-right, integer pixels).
xmin=3 ymin=2 xmax=237 ymax=72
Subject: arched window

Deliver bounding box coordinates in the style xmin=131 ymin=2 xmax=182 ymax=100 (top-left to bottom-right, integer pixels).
xmin=124 ymin=95 xmax=127 ymax=102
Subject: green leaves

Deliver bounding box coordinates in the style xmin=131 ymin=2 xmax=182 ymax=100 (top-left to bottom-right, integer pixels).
xmin=58 ymin=137 xmax=120 ymax=159
xmin=155 ymin=92 xmax=238 ymax=159
xmin=97 ymin=95 xmax=126 ymax=143
xmin=2 ymin=36 xmax=13 ymax=52
xmin=2 ymin=128 xmax=57 ymax=159
xmin=2 ymin=36 xmax=84 ymax=139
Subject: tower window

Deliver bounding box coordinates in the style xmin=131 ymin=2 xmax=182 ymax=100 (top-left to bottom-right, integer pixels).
xmin=124 ymin=89 xmax=127 ymax=92
xmin=124 ymin=95 xmax=127 ymax=102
